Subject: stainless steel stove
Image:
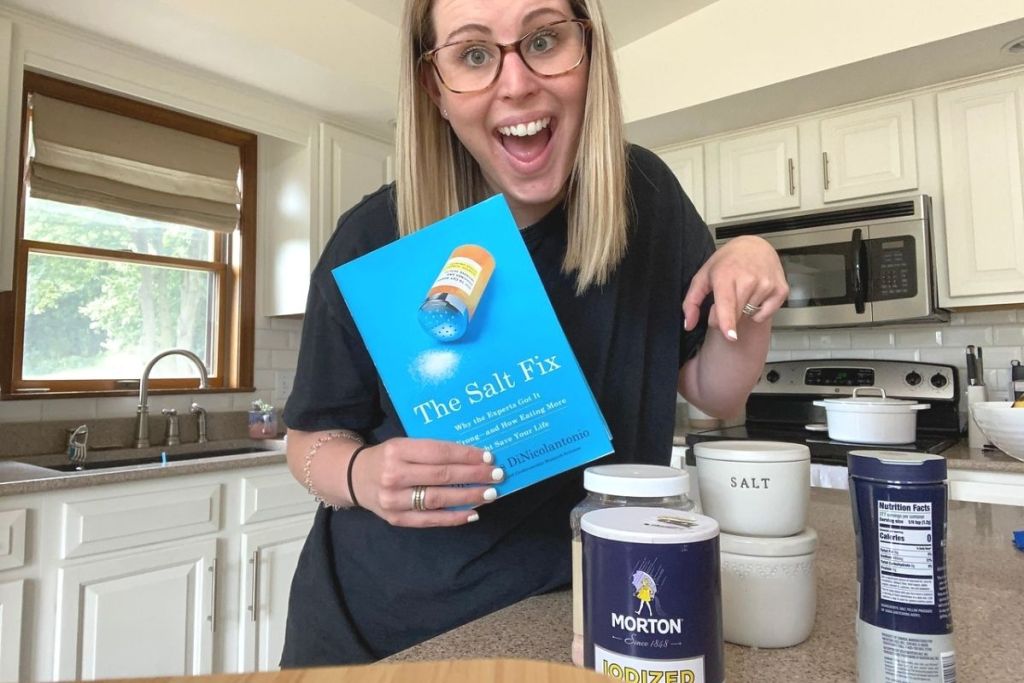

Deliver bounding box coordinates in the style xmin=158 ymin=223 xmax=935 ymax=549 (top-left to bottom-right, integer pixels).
xmin=685 ymin=359 xmax=961 ymax=467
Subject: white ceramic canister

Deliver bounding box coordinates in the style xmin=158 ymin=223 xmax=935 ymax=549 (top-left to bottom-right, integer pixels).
xmin=720 ymin=527 xmax=818 ymax=648
xmin=694 ymin=440 xmax=810 ymax=537
xmin=569 ymin=465 xmax=694 ymax=666
xmin=582 ymin=507 xmax=723 ymax=683
xmin=813 ymin=387 xmax=929 ymax=445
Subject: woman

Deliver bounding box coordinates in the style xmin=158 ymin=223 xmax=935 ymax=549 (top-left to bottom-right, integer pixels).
xmin=280 ymin=0 xmax=787 ymax=666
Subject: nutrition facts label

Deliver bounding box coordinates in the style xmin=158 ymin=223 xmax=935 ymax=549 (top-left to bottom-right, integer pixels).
xmin=876 ymin=500 xmax=935 ymax=606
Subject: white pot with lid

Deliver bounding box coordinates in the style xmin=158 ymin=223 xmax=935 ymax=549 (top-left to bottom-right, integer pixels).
xmin=813 ymin=387 xmax=929 ymax=445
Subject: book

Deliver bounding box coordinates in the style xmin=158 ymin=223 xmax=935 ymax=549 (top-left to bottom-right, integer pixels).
xmin=333 ymin=195 xmax=612 ymax=498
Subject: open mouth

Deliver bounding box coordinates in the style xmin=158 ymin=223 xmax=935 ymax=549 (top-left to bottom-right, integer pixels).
xmin=496 ymin=117 xmax=553 ymax=165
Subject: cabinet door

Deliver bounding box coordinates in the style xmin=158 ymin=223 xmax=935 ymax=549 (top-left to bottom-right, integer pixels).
xmin=0 ymin=580 xmax=23 ymax=683
xmin=318 ymin=123 xmax=393 ymax=254
xmin=820 ymin=101 xmax=918 ymax=203
xmin=937 ymin=75 xmax=1024 ymax=304
xmin=659 ymin=145 xmax=706 ymax=219
xmin=237 ymin=518 xmax=312 ymax=672
xmin=718 ymin=125 xmax=799 ymax=218
xmin=53 ymin=539 xmax=217 ymax=680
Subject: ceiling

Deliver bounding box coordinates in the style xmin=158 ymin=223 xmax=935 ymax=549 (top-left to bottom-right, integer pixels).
xmin=2 ymin=0 xmax=717 ymax=137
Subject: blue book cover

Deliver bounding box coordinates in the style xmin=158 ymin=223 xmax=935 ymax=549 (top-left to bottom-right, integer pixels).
xmin=333 ymin=195 xmax=612 ymax=498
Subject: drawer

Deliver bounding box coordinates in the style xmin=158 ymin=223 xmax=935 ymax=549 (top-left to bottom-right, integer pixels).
xmin=61 ymin=484 xmax=221 ymax=559
xmin=0 ymin=509 xmax=27 ymax=570
xmin=241 ymin=471 xmax=314 ymax=524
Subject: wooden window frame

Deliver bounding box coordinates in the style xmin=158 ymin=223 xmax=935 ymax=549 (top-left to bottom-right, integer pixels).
xmin=0 ymin=72 xmax=256 ymax=399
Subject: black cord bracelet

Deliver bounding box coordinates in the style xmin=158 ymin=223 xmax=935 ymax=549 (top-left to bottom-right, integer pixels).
xmin=346 ymin=444 xmax=370 ymax=508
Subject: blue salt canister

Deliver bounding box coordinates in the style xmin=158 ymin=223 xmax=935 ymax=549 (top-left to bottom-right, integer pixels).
xmin=582 ymin=506 xmax=723 ymax=683
xmin=848 ymin=450 xmax=955 ymax=683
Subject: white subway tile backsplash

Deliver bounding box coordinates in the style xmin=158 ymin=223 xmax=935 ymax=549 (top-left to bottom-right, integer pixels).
xmin=765 ymin=350 xmax=793 ymax=362
xmin=255 ymin=329 xmax=291 ymax=351
xmin=290 ymin=332 xmax=302 ymax=350
xmin=879 ymin=349 xmax=919 ymax=361
xmin=940 ymin=326 xmax=993 ymax=347
xmin=0 ymin=400 xmax=43 ymax=423
xmin=918 ymin=347 xmax=967 ymax=368
xmin=96 ymin=397 xmax=140 ymax=419
xmin=254 ymin=370 xmax=276 ymax=392
xmin=993 ymin=325 xmax=1024 ymax=347
xmin=254 ymin=349 xmax=272 ymax=370
xmin=271 ymin=349 xmax=300 ymax=370
xmin=271 ymin=317 xmax=303 ymax=332
xmin=952 ymin=310 xmax=1019 ymax=325
xmin=894 ymin=329 xmax=942 ymax=348
xmin=40 ymin=398 xmax=98 ymax=421
xmin=849 ymin=330 xmax=894 ymax=348
xmin=771 ymin=332 xmax=809 ymax=350
xmin=808 ymin=332 xmax=851 ymax=349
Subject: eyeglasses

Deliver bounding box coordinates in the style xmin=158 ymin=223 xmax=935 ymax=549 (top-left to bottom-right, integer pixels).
xmin=421 ymin=19 xmax=591 ymax=94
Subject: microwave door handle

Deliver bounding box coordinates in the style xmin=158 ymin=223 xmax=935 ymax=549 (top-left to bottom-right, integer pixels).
xmin=852 ymin=228 xmax=867 ymax=314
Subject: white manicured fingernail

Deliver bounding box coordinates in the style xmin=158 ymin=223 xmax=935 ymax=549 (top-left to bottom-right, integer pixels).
xmin=482 ymin=451 xmax=494 ymax=464
xmin=726 ymin=329 xmax=738 ymax=341
xmin=491 ymin=467 xmax=505 ymax=481
xmin=467 ymin=512 xmax=480 ymax=523
xmin=483 ymin=487 xmax=498 ymax=501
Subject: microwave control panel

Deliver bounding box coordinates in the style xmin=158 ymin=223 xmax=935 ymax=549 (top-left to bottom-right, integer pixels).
xmin=867 ymin=236 xmax=918 ymax=300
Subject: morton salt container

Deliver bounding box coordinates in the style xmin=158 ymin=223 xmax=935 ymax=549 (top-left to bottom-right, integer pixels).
xmin=582 ymin=506 xmax=722 ymax=683
xmin=569 ymin=465 xmax=694 ymax=666
xmin=849 ymin=450 xmax=955 ymax=683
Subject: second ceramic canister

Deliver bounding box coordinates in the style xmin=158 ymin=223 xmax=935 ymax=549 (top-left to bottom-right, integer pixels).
xmin=583 ymin=506 xmax=723 ymax=683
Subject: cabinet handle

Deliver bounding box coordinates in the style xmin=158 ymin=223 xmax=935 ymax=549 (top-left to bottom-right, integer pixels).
xmin=249 ymin=549 xmax=260 ymax=622
xmin=788 ymin=158 xmax=796 ymax=196
xmin=822 ymin=152 xmax=830 ymax=191
xmin=208 ymin=559 xmax=218 ymax=633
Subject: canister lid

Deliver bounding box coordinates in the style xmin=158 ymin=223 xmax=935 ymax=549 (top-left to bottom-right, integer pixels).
xmin=581 ymin=506 xmax=719 ymax=544
xmin=848 ymin=450 xmax=947 ymax=483
xmin=693 ymin=440 xmax=810 ymax=463
xmin=583 ymin=464 xmax=689 ymax=497
xmin=720 ymin=527 xmax=818 ymax=557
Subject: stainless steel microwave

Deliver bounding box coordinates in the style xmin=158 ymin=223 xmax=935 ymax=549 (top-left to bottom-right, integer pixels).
xmin=713 ymin=195 xmax=948 ymax=328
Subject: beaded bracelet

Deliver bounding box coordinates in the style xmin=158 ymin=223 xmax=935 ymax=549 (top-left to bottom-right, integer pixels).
xmin=303 ymin=430 xmax=365 ymax=510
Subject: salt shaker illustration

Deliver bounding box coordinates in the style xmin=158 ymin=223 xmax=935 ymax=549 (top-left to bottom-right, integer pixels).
xmin=418 ymin=245 xmax=495 ymax=342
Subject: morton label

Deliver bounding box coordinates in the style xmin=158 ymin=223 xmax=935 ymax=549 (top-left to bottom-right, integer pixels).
xmin=582 ymin=509 xmax=723 ymax=683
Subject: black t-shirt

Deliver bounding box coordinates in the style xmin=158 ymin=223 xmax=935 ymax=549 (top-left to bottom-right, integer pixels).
xmin=280 ymin=145 xmax=715 ymax=666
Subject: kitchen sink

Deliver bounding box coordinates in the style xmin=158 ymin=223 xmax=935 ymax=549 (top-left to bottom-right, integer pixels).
xmin=35 ymin=440 xmax=285 ymax=473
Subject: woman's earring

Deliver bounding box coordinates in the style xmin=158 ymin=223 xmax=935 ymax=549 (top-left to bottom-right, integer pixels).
xmin=441 ymin=108 xmax=448 ymax=119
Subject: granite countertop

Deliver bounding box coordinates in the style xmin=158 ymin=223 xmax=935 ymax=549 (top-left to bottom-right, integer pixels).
xmin=387 ymin=488 xmax=1024 ymax=681
xmin=0 ymin=438 xmax=287 ymax=495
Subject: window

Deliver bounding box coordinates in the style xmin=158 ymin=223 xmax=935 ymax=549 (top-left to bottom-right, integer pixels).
xmin=0 ymin=72 xmax=257 ymax=396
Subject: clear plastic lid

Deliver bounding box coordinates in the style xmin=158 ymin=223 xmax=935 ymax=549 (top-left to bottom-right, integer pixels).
xmin=583 ymin=464 xmax=689 ymax=498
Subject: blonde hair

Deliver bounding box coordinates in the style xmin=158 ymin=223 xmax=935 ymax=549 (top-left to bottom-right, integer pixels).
xmin=396 ymin=0 xmax=628 ymax=294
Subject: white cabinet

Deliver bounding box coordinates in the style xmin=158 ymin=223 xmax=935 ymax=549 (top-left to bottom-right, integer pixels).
xmin=318 ymin=122 xmax=394 ymax=255
xmin=658 ymin=144 xmax=706 ymax=219
xmin=0 ymin=462 xmax=315 ymax=682
xmin=717 ymin=125 xmax=800 ymax=218
xmin=53 ymin=540 xmax=218 ymax=681
xmin=0 ymin=580 xmax=24 ymax=683
xmin=936 ymin=74 xmax=1024 ymax=306
xmin=263 ymin=123 xmax=393 ymax=317
xmin=237 ymin=520 xmax=309 ymax=672
xmin=819 ymin=101 xmax=918 ymax=203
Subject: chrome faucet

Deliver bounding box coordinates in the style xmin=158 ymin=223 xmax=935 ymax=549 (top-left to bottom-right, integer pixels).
xmin=134 ymin=349 xmax=209 ymax=448
xmin=190 ymin=402 xmax=209 ymax=444
xmin=67 ymin=424 xmax=89 ymax=465
xmin=162 ymin=408 xmax=181 ymax=446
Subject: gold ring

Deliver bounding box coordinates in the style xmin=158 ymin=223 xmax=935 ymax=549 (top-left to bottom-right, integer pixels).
xmin=741 ymin=302 xmax=761 ymax=317
xmin=412 ymin=485 xmax=428 ymax=511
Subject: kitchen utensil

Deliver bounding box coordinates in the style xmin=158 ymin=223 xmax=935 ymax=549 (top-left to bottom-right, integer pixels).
xmin=970 ymin=401 xmax=1024 ymax=462
xmin=814 ymin=387 xmax=929 ymax=445
xmin=966 ymin=345 xmax=978 ymax=386
xmin=720 ymin=527 xmax=817 ymax=648
xmin=693 ymin=440 xmax=810 ymax=537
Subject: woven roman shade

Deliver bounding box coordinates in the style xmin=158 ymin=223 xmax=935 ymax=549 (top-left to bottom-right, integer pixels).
xmin=28 ymin=94 xmax=241 ymax=232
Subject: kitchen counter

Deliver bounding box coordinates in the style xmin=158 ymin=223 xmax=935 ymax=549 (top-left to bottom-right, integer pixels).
xmin=387 ymin=488 xmax=1024 ymax=681
xmin=0 ymin=438 xmax=287 ymax=495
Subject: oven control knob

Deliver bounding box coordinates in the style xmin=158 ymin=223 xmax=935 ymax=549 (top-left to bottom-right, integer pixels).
xmin=930 ymin=373 xmax=948 ymax=389
xmin=766 ymin=370 xmax=780 ymax=383
xmin=905 ymin=371 xmax=922 ymax=386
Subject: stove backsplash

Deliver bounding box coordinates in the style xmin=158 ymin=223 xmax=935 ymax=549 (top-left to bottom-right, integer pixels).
xmin=766 ymin=309 xmax=1024 ymax=417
